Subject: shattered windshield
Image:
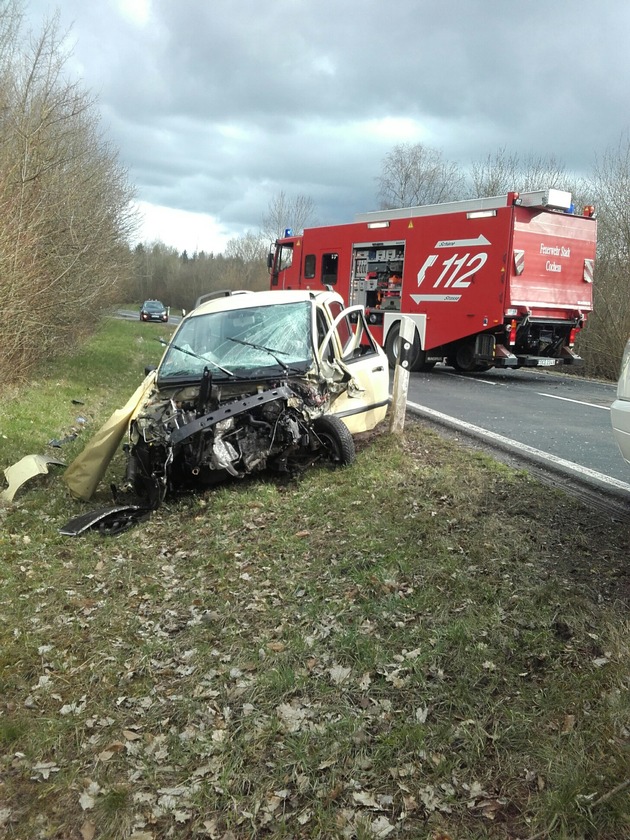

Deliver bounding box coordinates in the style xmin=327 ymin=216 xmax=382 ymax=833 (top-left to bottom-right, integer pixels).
xmin=158 ymin=300 xmax=313 ymax=381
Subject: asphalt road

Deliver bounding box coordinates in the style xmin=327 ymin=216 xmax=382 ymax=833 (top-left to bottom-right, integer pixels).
xmin=405 ymin=364 xmax=630 ymax=496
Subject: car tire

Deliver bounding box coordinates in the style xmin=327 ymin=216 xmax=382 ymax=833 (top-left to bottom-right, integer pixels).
xmin=314 ymin=415 xmax=356 ymax=466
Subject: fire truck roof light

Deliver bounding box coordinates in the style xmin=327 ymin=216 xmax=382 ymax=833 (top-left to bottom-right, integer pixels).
xmin=518 ymin=189 xmax=572 ymax=211
xmin=367 ymin=221 xmax=390 ymax=229
xmin=467 ymin=210 xmax=497 ymax=219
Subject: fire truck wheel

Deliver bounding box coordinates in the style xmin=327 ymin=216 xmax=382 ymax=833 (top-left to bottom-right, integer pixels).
xmin=314 ymin=415 xmax=356 ymax=466
xmin=451 ymin=343 xmax=477 ymax=372
xmin=385 ymin=323 xmax=422 ymax=370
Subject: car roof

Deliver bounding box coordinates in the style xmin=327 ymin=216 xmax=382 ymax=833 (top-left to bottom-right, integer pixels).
xmin=190 ymin=289 xmax=345 ymax=317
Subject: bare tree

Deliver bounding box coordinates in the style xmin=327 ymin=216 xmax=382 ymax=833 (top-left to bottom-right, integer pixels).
xmin=223 ymin=230 xmax=269 ymax=290
xmin=260 ymin=191 xmax=317 ymax=242
xmin=470 ymin=147 xmax=569 ymax=196
xmin=576 ymin=135 xmax=630 ymax=378
xmin=376 ymin=142 xmax=465 ymax=209
xmin=225 ymin=230 xmax=267 ymax=262
xmin=0 ymin=7 xmax=137 ymax=385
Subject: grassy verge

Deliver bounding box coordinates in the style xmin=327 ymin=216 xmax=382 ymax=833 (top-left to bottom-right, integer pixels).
xmin=0 ymin=318 xmax=629 ymax=840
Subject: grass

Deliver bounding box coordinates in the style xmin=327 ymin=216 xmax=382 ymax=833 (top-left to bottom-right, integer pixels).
xmin=0 ymin=318 xmax=629 ymax=839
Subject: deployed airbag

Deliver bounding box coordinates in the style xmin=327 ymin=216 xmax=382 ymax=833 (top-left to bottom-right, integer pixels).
xmin=63 ymin=371 xmax=157 ymax=501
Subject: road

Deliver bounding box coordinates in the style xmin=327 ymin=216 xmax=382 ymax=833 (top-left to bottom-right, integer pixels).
xmin=405 ymin=364 xmax=630 ymax=498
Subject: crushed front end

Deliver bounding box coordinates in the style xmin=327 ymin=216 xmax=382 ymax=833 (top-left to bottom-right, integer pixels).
xmin=120 ymin=376 xmax=333 ymax=506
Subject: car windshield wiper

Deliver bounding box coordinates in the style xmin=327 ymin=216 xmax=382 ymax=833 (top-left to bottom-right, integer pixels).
xmin=156 ymin=338 xmax=234 ymax=376
xmin=226 ymin=336 xmax=294 ymax=372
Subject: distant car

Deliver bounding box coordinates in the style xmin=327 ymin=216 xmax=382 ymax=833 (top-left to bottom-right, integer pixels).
xmin=140 ymin=300 xmax=168 ymax=322
xmin=611 ymin=337 xmax=630 ymax=467
xmin=64 ymin=289 xmax=389 ymax=509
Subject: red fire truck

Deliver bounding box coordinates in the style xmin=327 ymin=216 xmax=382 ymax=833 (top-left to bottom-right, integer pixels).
xmin=268 ymin=189 xmax=597 ymax=372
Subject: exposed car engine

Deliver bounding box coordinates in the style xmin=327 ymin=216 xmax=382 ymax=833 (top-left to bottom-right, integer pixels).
xmin=119 ymin=379 xmax=351 ymax=507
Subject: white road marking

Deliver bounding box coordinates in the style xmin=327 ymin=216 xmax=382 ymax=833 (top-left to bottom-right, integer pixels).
xmin=538 ymin=393 xmax=610 ymax=411
xmin=538 ymin=391 xmax=610 ymax=411
xmin=407 ymin=400 xmax=630 ymax=494
xmin=446 ymin=373 xmax=498 ymax=385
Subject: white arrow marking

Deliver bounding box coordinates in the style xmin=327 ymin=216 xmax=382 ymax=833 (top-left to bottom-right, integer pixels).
xmin=411 ymin=294 xmax=461 ymax=304
xmin=435 ymin=235 xmax=491 ymax=248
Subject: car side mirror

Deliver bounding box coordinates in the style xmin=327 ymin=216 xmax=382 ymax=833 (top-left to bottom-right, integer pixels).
xmin=144 ymin=364 xmax=157 ymax=376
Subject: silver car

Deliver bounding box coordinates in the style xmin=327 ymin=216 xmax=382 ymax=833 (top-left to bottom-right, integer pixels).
xmin=611 ymin=337 xmax=630 ymax=467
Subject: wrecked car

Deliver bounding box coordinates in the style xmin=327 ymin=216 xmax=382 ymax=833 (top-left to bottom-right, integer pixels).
xmin=63 ymin=289 xmax=389 ymax=512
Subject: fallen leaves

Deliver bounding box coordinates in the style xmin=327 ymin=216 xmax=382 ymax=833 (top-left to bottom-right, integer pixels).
xmin=3 ymin=422 xmax=630 ymax=840
xmin=30 ymin=761 xmax=59 ymax=780
xmin=80 ymin=820 xmax=95 ymax=840
xmin=328 ymin=663 xmax=352 ymax=685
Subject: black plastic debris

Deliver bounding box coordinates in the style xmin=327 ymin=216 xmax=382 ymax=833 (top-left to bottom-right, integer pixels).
xmin=59 ymin=505 xmax=152 ymax=536
xmin=48 ymin=433 xmax=78 ymax=448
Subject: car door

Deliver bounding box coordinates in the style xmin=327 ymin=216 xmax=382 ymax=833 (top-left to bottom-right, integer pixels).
xmin=319 ymin=305 xmax=389 ymax=433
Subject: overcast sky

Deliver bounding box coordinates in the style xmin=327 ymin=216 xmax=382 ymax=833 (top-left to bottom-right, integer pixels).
xmin=21 ymin=0 xmax=630 ymax=254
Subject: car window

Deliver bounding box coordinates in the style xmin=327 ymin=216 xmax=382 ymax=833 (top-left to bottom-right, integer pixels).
xmin=304 ymin=254 xmax=316 ymax=279
xmin=316 ymin=310 xmax=334 ymax=362
xmin=321 ymin=253 xmax=339 ymax=285
xmin=319 ymin=306 xmax=381 ymax=365
xmin=158 ymin=301 xmax=313 ymax=381
xmin=328 ymin=300 xmax=344 ymax=321
xmin=337 ymin=312 xmax=380 ymax=362
xmin=278 ymin=245 xmax=293 ymax=271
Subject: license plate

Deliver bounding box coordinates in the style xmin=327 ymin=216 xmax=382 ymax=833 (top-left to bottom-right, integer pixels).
xmin=537 ymin=359 xmax=557 ymax=366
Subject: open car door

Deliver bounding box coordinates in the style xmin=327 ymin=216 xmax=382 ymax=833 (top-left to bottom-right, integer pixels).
xmin=319 ymin=305 xmax=389 ymax=434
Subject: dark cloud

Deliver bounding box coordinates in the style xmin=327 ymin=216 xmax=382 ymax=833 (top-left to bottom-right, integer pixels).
xmin=23 ymin=0 xmax=630 ymax=251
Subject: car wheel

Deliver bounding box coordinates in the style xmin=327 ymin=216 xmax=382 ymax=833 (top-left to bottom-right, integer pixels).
xmin=314 ymin=415 xmax=355 ymax=466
